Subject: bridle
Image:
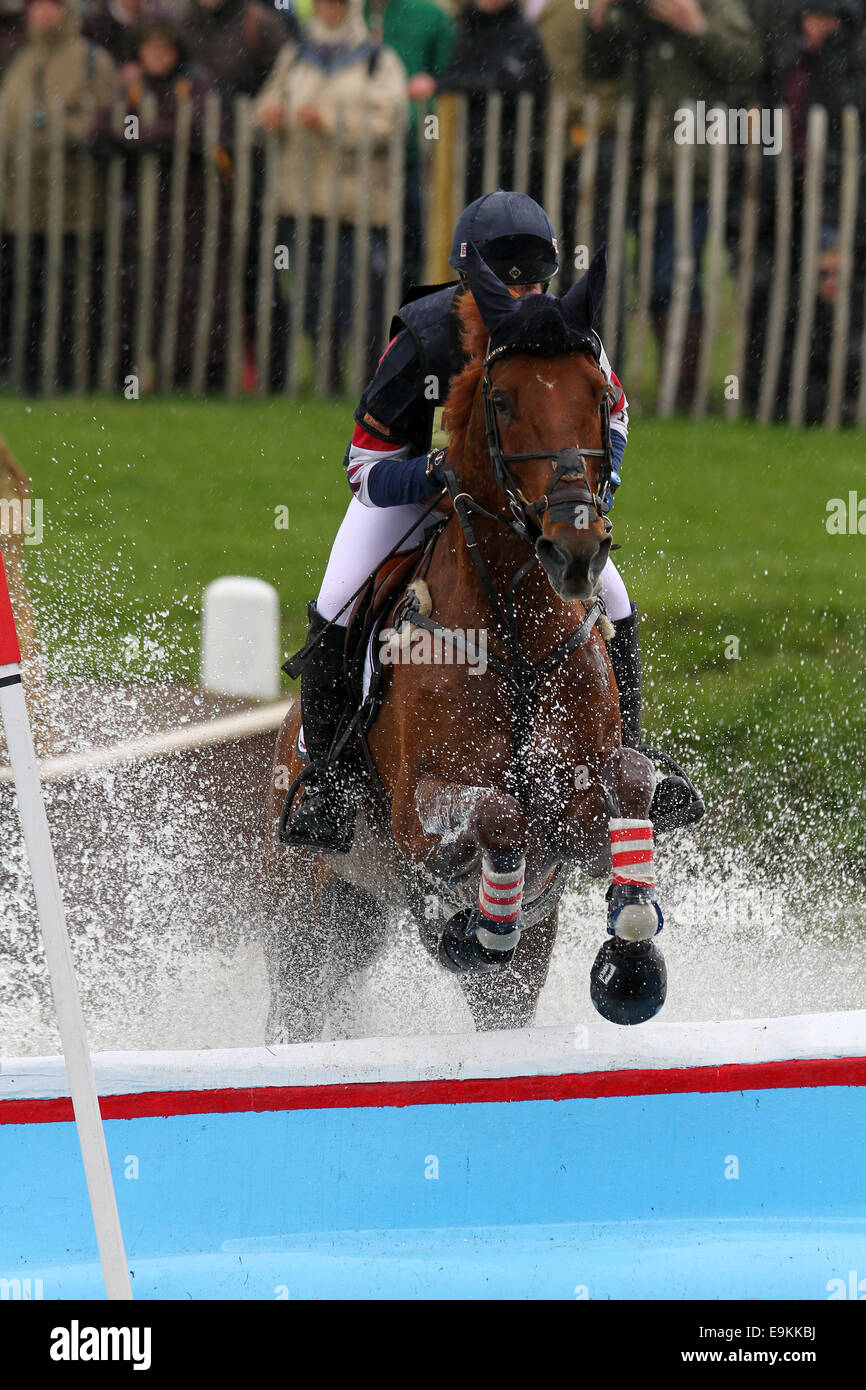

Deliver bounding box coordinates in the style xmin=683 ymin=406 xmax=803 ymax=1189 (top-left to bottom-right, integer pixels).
xmin=401 ymin=337 xmax=617 ymax=809
xmin=480 ymin=335 xmax=615 ymax=542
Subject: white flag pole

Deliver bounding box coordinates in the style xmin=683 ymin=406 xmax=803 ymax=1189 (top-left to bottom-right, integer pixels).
xmin=0 ymin=555 xmax=132 ymax=1300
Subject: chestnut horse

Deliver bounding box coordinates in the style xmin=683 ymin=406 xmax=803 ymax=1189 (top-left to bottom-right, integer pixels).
xmin=260 ymin=247 xmax=664 ymax=1042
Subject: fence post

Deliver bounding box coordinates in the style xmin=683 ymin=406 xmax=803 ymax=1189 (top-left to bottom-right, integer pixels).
xmin=693 ymin=137 xmax=728 ymax=418
xmin=631 ymin=97 xmax=661 ymax=411
xmin=286 ymin=127 xmax=312 ymax=396
xmin=658 ymin=128 xmax=694 ymax=417
xmin=542 ymin=92 xmax=566 ymax=246
xmin=513 ymin=90 xmax=534 ymax=196
xmin=226 ymin=96 xmax=253 ymax=400
xmin=73 ymin=152 xmax=95 ymax=395
xmin=426 ymin=91 xmax=457 ymax=284
xmin=575 ymin=93 xmax=599 ymax=262
xmin=159 ymin=93 xmax=192 ymax=392
xmin=40 ymin=100 xmax=66 ymax=396
xmin=603 ymin=96 xmax=633 ymax=364
xmin=10 ymin=99 xmax=33 ymax=395
xmin=758 ymin=106 xmax=793 ymax=425
xmin=788 ymin=104 xmax=827 ymax=425
xmin=383 ymin=106 xmax=407 ymax=350
xmin=133 ymin=92 xmax=159 ymax=392
xmin=99 ymin=101 xmax=124 ymax=395
xmin=349 ymin=104 xmax=373 ymax=402
xmin=255 ymin=127 xmax=279 ymax=398
xmin=825 ymin=105 xmax=859 ymax=429
xmin=725 ymin=137 xmax=760 ymax=421
xmin=314 ymin=107 xmax=344 ymax=396
xmin=192 ymin=92 xmax=222 ymax=397
xmin=482 ymin=90 xmax=503 ymax=194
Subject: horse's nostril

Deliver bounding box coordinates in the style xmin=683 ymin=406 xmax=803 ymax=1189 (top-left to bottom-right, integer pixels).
xmin=536 ymin=538 xmax=571 ymax=573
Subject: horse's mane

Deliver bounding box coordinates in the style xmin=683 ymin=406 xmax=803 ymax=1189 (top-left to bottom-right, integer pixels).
xmin=441 ymin=291 xmax=489 ymax=460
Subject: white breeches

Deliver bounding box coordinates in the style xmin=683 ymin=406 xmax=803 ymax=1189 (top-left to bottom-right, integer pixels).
xmin=317 ymin=496 xmax=632 ymax=625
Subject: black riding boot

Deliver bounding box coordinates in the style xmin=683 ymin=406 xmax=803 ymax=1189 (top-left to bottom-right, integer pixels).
xmin=286 ymin=603 xmax=356 ymax=853
xmin=608 ymin=604 xmax=705 ymax=833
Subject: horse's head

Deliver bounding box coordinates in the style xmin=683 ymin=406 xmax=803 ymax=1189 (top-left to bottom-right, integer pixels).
xmin=447 ymin=243 xmax=615 ymax=604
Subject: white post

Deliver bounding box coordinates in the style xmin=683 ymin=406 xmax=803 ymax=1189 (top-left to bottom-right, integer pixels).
xmin=0 ymin=556 xmax=132 ymax=1300
xmin=201 ymin=575 xmax=280 ymax=701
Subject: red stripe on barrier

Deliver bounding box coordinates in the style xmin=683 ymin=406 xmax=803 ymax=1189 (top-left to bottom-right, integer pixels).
xmin=0 ymin=555 xmax=22 ymax=666
xmin=2 ymin=1055 xmax=866 ymax=1124
xmin=610 ymin=826 xmax=653 ymax=842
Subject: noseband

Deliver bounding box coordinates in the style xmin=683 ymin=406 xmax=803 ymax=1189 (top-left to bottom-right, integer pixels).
xmin=480 ymin=337 xmax=614 ymax=539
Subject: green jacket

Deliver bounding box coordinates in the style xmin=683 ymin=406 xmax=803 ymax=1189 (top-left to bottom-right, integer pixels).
xmin=585 ymin=0 xmax=759 ymax=203
xmin=366 ymin=0 xmax=455 ymax=161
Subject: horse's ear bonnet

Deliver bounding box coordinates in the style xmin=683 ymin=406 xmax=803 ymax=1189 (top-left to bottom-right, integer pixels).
xmin=464 ymin=241 xmax=607 ymax=364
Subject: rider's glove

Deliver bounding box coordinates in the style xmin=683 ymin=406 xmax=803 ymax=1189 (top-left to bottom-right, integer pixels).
xmin=601 ymin=466 xmax=621 ymax=514
xmin=426 ymin=447 xmax=448 ymax=490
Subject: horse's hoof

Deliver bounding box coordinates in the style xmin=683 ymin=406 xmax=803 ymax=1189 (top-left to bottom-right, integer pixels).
xmin=590 ymin=935 xmax=666 ymax=1025
xmin=437 ymin=907 xmax=518 ymax=974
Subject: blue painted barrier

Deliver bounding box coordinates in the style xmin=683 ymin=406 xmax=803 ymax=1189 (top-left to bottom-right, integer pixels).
xmin=2 ymin=1014 xmax=865 ymax=1299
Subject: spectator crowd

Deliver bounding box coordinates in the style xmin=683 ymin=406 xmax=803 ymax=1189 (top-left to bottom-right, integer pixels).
xmin=0 ymin=0 xmax=863 ymax=417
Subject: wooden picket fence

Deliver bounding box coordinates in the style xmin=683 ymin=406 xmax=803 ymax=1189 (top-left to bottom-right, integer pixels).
xmin=0 ymin=88 xmax=864 ymax=425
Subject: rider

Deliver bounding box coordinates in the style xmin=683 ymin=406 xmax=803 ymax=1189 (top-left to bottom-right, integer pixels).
xmin=286 ymin=190 xmax=704 ymax=852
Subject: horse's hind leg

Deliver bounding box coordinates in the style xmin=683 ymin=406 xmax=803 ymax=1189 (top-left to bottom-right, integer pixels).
xmin=262 ymin=855 xmax=384 ymax=1044
xmin=458 ymin=907 xmax=558 ymax=1032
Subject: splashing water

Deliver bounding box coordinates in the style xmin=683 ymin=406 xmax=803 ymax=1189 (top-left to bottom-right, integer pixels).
xmin=2 ymin=685 xmax=865 ymax=1057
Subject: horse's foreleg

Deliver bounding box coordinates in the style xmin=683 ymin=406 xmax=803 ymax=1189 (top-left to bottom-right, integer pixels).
xmin=459 ymin=907 xmax=559 ymax=1032
xmin=562 ymin=746 xmax=657 ymax=874
xmin=584 ymin=746 xmax=666 ymax=1026
xmin=412 ymin=774 xmax=528 ymax=873
xmin=411 ymin=775 xmax=529 ymax=971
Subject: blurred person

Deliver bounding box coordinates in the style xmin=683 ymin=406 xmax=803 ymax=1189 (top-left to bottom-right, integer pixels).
xmin=93 ymin=12 xmax=231 ymax=388
xmin=739 ymin=0 xmax=866 ymax=417
xmin=182 ymin=0 xmax=297 ymax=390
xmin=255 ymin=0 xmax=408 ymax=392
xmin=81 ymin=0 xmax=149 ymax=69
xmin=0 ymin=0 xmax=26 ymax=68
xmin=438 ymin=0 xmax=550 ymax=204
xmin=587 ymin=0 xmax=758 ymax=411
xmin=181 ymin=0 xmax=295 ymax=96
xmin=366 ymin=0 xmax=455 ymax=288
xmin=0 ymin=0 xmax=116 ymax=392
xmin=535 ymin=0 xmax=620 ymax=293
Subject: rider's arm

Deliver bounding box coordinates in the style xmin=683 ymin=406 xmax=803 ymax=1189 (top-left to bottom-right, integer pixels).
xmin=596 ymin=338 xmax=628 ymax=509
xmin=346 ymin=332 xmax=444 ymax=508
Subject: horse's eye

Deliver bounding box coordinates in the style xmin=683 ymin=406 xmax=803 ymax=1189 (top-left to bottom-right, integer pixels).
xmin=491 ymin=390 xmax=511 ymax=416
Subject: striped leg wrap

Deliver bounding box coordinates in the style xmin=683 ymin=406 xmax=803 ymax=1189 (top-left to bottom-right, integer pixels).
xmin=610 ymin=819 xmax=655 ymax=886
xmin=608 ymin=819 xmax=661 ymax=940
xmin=475 ymin=854 xmax=525 ymax=952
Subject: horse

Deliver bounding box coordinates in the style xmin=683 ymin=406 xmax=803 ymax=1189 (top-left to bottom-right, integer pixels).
xmin=259 ymin=245 xmax=665 ymax=1042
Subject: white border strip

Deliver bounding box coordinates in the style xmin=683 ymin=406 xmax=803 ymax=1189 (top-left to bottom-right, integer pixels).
xmin=0 ymin=699 xmax=292 ymax=785
xmin=3 ymin=1012 xmax=865 ymax=1102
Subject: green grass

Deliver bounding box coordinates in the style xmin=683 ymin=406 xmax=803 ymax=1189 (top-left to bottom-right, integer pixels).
xmin=3 ymin=395 xmax=865 ymax=862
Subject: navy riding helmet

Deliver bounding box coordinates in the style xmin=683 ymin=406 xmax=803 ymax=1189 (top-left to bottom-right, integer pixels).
xmin=449 ymin=191 xmax=559 ymax=288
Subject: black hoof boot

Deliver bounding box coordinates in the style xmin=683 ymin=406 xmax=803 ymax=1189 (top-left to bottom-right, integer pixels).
xmin=650 ymin=774 xmax=705 ymax=833
xmin=286 ymin=768 xmax=356 ymax=854
xmin=590 ymin=935 xmax=667 ymax=1025
xmin=437 ymin=906 xmax=519 ymax=974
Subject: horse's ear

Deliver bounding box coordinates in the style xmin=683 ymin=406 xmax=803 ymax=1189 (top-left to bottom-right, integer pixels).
xmin=562 ymin=243 xmax=607 ymax=332
xmin=463 ymin=241 xmax=520 ymax=337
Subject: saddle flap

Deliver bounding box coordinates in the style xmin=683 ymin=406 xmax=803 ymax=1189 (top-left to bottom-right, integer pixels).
xmin=344 ymin=547 xmax=424 ymax=700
